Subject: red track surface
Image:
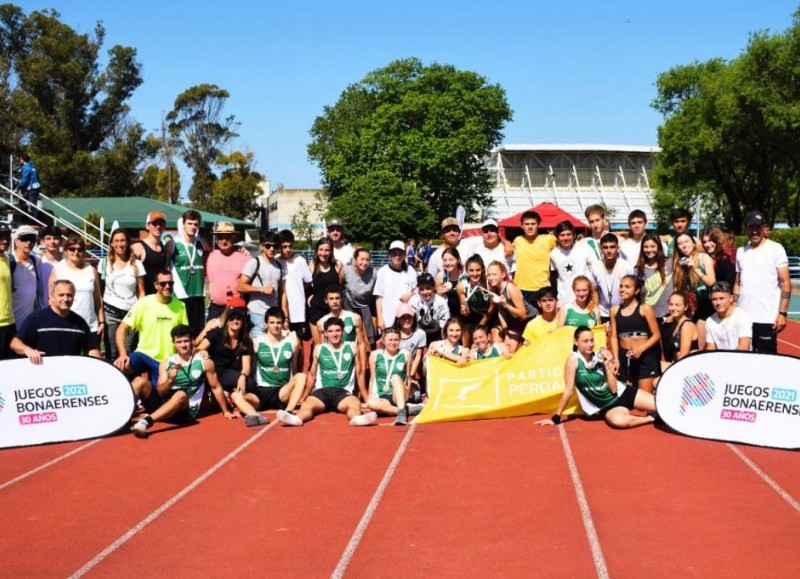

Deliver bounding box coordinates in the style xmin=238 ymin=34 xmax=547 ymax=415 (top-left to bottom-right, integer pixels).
xmin=2 ymin=323 xmax=800 ymax=577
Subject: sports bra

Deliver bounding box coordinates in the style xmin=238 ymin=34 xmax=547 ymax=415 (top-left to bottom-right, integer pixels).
xmin=615 ymin=303 xmax=650 ymax=339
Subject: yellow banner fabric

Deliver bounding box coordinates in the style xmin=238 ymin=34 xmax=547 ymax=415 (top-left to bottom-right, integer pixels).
xmin=415 ymin=326 xmax=607 ymax=424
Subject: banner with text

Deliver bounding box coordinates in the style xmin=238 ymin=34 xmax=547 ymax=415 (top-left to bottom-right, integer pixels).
xmin=656 ymin=351 xmax=800 ymax=450
xmin=416 ymin=326 xmax=606 ymax=424
xmin=0 ymin=356 xmax=135 ymax=449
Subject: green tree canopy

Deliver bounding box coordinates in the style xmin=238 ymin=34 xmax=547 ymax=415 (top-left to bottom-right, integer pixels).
xmin=207 ymin=151 xmax=262 ymax=219
xmin=652 ymin=8 xmax=800 ymax=229
xmin=167 ymin=83 xmax=239 ymax=207
xmin=0 ymin=4 xmax=150 ymax=196
xmin=308 ymin=57 xmax=512 ymax=237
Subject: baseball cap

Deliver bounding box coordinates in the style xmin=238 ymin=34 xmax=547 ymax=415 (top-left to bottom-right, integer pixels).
xmin=15 ymin=224 xmax=38 ymax=239
xmin=146 ymin=211 xmax=166 ymax=224
xmin=226 ymin=295 xmax=247 ymax=309
xmin=743 ymin=211 xmax=766 ymax=227
xmin=327 ymin=218 xmax=343 ymax=228
xmin=417 ymin=272 xmax=435 ymax=286
xmin=388 ymin=240 xmax=405 ymax=252
xmin=395 ymin=303 xmax=415 ymax=319
xmin=482 ymin=218 xmax=499 ymax=229
xmin=441 ymin=217 xmax=460 ymax=231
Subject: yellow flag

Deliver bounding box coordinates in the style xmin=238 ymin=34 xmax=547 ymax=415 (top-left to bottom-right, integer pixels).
xmin=416 ymin=326 xmax=607 ymax=424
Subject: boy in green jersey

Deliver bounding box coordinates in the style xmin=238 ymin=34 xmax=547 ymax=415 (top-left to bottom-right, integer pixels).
xmin=130 ymin=325 xmax=235 ymax=438
xmin=278 ymin=317 xmax=375 ymax=426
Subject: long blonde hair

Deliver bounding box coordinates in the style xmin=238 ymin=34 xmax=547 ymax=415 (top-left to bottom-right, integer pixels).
xmin=572 ymin=275 xmax=599 ymax=312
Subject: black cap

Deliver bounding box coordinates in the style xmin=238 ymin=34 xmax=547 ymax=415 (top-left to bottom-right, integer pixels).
xmin=743 ymin=211 xmax=766 ymax=227
xmin=417 ymin=272 xmax=435 ymax=286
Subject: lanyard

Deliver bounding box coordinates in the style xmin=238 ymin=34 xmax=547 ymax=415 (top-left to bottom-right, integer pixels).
xmin=381 ymin=351 xmax=402 ymax=388
xmin=181 ymin=238 xmax=199 ymax=270
xmin=178 ymin=354 xmax=195 ymax=382
xmin=327 ymin=344 xmax=347 ymax=378
xmin=264 ymin=336 xmax=284 ymax=371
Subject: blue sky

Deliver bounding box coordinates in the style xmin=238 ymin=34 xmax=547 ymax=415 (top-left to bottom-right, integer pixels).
xmin=18 ymin=0 xmax=800 ymax=193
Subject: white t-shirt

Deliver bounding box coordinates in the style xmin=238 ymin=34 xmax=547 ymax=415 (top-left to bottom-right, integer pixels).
xmin=620 ymin=238 xmax=642 ymax=266
xmin=471 ymin=242 xmax=515 ymax=272
xmin=333 ymin=243 xmax=354 ymax=266
xmin=408 ymin=293 xmax=449 ymax=336
xmin=373 ymin=265 xmax=417 ymax=327
xmin=706 ymin=307 xmax=752 ymax=350
xmin=590 ymin=258 xmax=634 ymax=317
xmin=99 ymin=258 xmax=146 ymax=311
xmin=735 ymin=240 xmax=788 ymax=324
xmin=278 ymin=254 xmax=312 ymax=323
xmin=550 ymin=244 xmax=598 ymax=307
xmin=54 ymin=262 xmax=99 ymax=331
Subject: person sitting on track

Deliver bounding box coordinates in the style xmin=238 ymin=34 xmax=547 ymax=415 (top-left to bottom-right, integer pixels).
xmin=130 ymin=325 xmax=236 ymax=438
xmin=316 ymin=284 xmax=369 ymax=392
xmin=366 ymin=326 xmax=424 ymax=425
xmin=277 ymin=316 xmax=376 ymax=427
xmin=537 ymin=325 xmax=656 ymax=429
xmin=232 ymin=307 xmax=307 ymax=427
xmin=468 ymin=324 xmax=511 ymax=361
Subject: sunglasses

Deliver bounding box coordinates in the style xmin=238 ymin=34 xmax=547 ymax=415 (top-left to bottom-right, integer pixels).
xmin=156 ymin=281 xmax=175 ymax=288
xmin=18 ymin=235 xmax=37 ymax=243
xmin=442 ymin=225 xmax=460 ymax=234
xmin=262 ymin=243 xmax=275 ymax=249
xmin=66 ymin=246 xmax=85 ymax=253
xmin=327 ymin=226 xmax=343 ymax=232
xmin=149 ymin=220 xmax=166 ymax=227
xmin=482 ymin=226 xmax=499 ymax=233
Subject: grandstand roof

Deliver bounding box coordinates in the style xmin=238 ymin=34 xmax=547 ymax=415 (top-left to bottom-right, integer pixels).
xmin=493 ymin=144 xmax=661 ymax=154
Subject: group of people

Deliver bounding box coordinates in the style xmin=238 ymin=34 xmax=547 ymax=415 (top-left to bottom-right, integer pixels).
xmin=0 ymin=200 xmax=791 ymax=436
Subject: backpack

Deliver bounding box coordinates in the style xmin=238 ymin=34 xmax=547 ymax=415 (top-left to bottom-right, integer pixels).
xmin=244 ymin=256 xmax=283 ymax=304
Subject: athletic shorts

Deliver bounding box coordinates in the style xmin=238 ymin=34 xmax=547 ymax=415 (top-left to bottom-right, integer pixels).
xmin=290 ymin=322 xmax=311 ymax=342
xmin=248 ymin=386 xmax=284 ymax=410
xmin=618 ymin=347 xmax=661 ymax=384
xmin=751 ymin=322 xmax=777 ymax=354
xmin=601 ymin=384 xmax=639 ymax=414
xmin=310 ymin=387 xmax=352 ymax=412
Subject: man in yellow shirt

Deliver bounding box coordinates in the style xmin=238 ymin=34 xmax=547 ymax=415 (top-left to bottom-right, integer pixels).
xmin=512 ymin=210 xmax=556 ymax=311
xmin=522 ymin=287 xmax=559 ymax=345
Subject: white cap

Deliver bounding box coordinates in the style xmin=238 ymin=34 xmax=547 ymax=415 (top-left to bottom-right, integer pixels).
xmin=482 ymin=218 xmax=499 ymax=229
xmin=389 ymin=240 xmax=405 ymax=252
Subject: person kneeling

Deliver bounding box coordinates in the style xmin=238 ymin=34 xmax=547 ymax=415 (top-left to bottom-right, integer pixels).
xmin=232 ymin=307 xmax=307 ymax=427
xmin=130 ymin=325 xmax=235 ymax=438
xmin=537 ymin=326 xmax=656 ymax=429
xmin=277 ymin=316 xmax=375 ymax=427
xmin=366 ymin=326 xmax=424 ymax=425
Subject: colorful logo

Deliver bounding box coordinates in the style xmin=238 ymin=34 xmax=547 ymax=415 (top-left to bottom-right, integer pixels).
xmin=679 ymin=372 xmax=715 ymax=415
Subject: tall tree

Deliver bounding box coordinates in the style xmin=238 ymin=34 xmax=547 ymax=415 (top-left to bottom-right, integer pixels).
xmin=207 ymin=151 xmax=262 ymax=219
xmin=0 ymin=5 xmax=147 ymax=196
xmin=166 ymin=83 xmax=239 ymax=207
xmin=652 ymin=9 xmax=800 ymax=229
xmin=308 ymin=57 xmax=512 ymax=235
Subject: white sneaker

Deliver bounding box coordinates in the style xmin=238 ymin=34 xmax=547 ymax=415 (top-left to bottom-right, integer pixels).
xmin=277 ymin=409 xmax=303 ymax=427
xmin=130 ymin=417 xmax=150 ymax=438
xmin=407 ymin=403 xmax=425 ymax=416
xmin=350 ymin=411 xmax=377 ymax=426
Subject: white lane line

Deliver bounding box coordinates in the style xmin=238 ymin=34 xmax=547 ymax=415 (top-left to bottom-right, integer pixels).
xmin=0 ymin=439 xmax=101 ymax=492
xmin=70 ymin=421 xmax=276 ymax=578
xmin=331 ymin=423 xmax=416 ymax=579
xmin=558 ymin=425 xmax=610 ymax=579
xmin=726 ymin=443 xmax=800 ymax=513
xmin=777 ymin=338 xmax=800 ymax=351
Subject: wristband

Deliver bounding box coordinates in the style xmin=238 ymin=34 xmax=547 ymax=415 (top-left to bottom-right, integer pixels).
xmin=779 ymin=311 xmax=788 ymax=317
xmin=551 ymin=413 xmax=562 ymax=425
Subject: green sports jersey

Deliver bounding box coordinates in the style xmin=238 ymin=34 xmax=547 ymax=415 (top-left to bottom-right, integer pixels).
xmin=475 ymin=344 xmax=501 ymax=360
xmin=166 ymin=354 xmax=206 ymax=418
xmin=564 ymin=306 xmax=597 ymax=328
xmin=255 ymin=335 xmax=294 ymax=387
xmin=319 ymin=311 xmax=357 ymax=343
xmin=373 ymin=350 xmax=407 ymax=397
xmin=171 ymin=238 xmax=205 ymax=298
xmin=315 ymin=342 xmax=356 ymax=393
xmin=573 ymin=353 xmax=617 ymax=410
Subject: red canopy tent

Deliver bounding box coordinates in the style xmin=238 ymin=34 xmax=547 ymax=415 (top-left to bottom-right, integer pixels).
xmin=498 ymin=202 xmax=588 ymax=231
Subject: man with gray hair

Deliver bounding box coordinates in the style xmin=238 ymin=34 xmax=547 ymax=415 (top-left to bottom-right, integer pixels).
xmin=10 ymin=279 xmax=101 ymax=362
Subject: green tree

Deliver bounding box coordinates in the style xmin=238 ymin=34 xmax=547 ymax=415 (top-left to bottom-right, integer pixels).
xmin=0 ymin=5 xmax=148 ymax=196
xmin=207 ymin=151 xmax=262 ymax=219
xmin=308 ymin=57 xmax=512 ymax=235
xmin=167 ymin=83 xmax=239 ymax=207
xmin=652 ymin=10 xmax=800 ymax=230
xmin=290 ymin=200 xmax=322 ymax=248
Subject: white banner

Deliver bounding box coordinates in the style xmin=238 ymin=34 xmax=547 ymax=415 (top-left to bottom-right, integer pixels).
xmin=0 ymin=356 xmax=135 ymax=449
xmin=656 ymin=351 xmax=800 ymax=449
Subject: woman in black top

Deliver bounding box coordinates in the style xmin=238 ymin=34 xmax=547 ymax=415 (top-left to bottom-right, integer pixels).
xmin=196 ymin=306 xmax=254 ymax=395
xmin=307 ymin=237 xmax=344 ymax=345
xmin=661 ymin=291 xmax=699 ymax=367
xmin=701 ymin=226 xmax=736 ymax=288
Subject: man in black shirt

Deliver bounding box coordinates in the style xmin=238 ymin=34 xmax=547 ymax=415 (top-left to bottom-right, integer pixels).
xmin=10 ymin=279 xmax=101 ymax=362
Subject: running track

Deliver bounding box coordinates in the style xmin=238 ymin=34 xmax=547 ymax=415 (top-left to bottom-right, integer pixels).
xmin=2 ymin=323 xmax=799 ymax=577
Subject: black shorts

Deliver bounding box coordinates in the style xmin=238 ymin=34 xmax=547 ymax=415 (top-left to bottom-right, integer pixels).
xmin=618 ymin=347 xmax=661 ymax=383
xmin=0 ymin=323 xmax=16 ymax=360
xmin=751 ymin=322 xmax=777 ymax=354
xmin=601 ymin=384 xmax=639 ymax=414
xmin=310 ymin=388 xmax=353 ymax=412
xmin=290 ymin=322 xmax=311 ymax=342
xmin=252 ymin=385 xmax=286 ymax=410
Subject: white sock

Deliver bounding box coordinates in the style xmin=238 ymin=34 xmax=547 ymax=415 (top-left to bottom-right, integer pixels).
xmin=278 ymin=409 xmax=303 ymax=426
xmin=350 ymin=411 xmax=377 ymax=426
